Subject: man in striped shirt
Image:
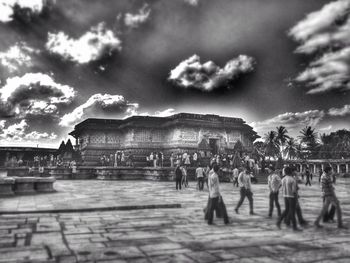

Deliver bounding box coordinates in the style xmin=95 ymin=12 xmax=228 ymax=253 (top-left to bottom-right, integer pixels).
xmin=314 ymin=166 xmax=347 ymax=229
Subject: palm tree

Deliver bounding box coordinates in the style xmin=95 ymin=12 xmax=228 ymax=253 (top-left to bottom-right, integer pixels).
xmin=284 ymin=138 xmax=298 ymax=160
xmin=264 ymin=131 xmax=279 ymax=163
xmin=276 ymin=126 xmax=290 ymax=159
xmin=298 ymin=126 xmax=319 ymax=158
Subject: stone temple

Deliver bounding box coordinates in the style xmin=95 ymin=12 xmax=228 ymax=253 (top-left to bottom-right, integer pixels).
xmin=69 ymin=113 xmax=259 ymax=165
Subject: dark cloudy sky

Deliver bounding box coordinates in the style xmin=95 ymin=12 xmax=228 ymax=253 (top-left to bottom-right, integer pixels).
xmin=0 ymin=0 xmax=349 ymax=147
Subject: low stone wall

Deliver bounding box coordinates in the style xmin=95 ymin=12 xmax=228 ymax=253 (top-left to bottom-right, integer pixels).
xmin=6 ymin=167 xmax=29 ymax=177
xmin=1 ymin=166 xmax=271 ymax=183
xmin=0 ymin=176 xmax=56 ymax=196
xmin=0 ymin=177 xmax=15 ymax=196
xmin=95 ymin=167 xmax=174 ymax=181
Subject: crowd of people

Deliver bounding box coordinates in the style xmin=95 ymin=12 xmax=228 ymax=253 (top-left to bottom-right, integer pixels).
xmin=5 ymin=154 xmax=74 ymax=168
xmin=176 ymin=161 xmax=347 ymax=230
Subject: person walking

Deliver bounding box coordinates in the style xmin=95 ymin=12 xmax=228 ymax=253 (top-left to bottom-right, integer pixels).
xmin=233 ymin=167 xmax=239 ymax=187
xmin=277 ymin=166 xmax=301 ymax=231
xmin=207 ymin=164 xmax=230 ymax=225
xmin=181 ymin=165 xmax=188 ymax=187
xmin=196 ymin=165 xmax=205 ymax=191
xmin=305 ymin=168 xmax=311 ymax=186
xmin=267 ymin=165 xmax=281 ymax=218
xmin=175 ymin=165 xmax=183 ymax=190
xmin=323 ymin=172 xmax=337 ymax=223
xmin=314 ymin=166 xmax=347 ymax=229
xmin=234 ymin=165 xmax=255 ymax=215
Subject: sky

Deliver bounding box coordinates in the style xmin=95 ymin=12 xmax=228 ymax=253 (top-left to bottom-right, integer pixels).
xmin=0 ymin=0 xmax=349 ymax=147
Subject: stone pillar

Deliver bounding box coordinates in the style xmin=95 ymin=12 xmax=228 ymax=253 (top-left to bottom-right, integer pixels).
xmin=313 ymin=164 xmax=317 ymax=174
xmin=321 ymin=164 xmax=324 ymax=173
xmin=346 ymin=163 xmax=349 ymax=173
xmin=337 ymin=164 xmax=340 ymax=174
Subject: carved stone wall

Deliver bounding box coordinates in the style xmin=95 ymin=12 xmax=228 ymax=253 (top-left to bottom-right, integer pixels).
xmin=90 ymin=132 xmax=106 ymax=144
xmin=228 ymin=131 xmax=242 ymax=143
xmin=106 ymin=132 xmax=121 ymax=144
xmin=134 ymin=129 xmax=151 ymax=142
xmin=181 ymin=128 xmax=197 ymax=141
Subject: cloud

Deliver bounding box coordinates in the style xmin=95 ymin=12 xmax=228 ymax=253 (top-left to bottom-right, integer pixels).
xmin=328 ymin=104 xmax=350 ymax=116
xmin=24 ymin=130 xmax=57 ymax=140
xmin=59 ymin=93 xmax=139 ymax=127
xmin=289 ymin=0 xmax=350 ymax=54
xmin=296 ymin=47 xmax=350 ymax=94
xmin=319 ymin=125 xmax=333 ymax=131
xmin=0 ymin=72 xmax=76 ymax=118
xmin=168 ymin=54 xmax=255 ymax=91
xmin=0 ymin=119 xmax=57 ymax=142
xmin=251 ymin=110 xmax=325 ymax=136
xmin=0 ymin=0 xmax=55 ymax=23
xmin=0 ymin=42 xmax=38 ymax=73
xmin=153 ymin=108 xmax=175 ymax=117
xmin=184 ymin=0 xmax=199 ymax=6
xmin=46 ymin=22 xmax=122 ymax=64
xmin=0 ymin=119 xmax=27 ymax=140
xmin=0 ymin=120 xmax=5 ymax=129
xmin=124 ymin=4 xmax=151 ymax=29
xmin=289 ymin=0 xmax=350 ymax=94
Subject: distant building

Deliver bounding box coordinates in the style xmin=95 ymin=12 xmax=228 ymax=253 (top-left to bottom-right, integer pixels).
xmin=69 ymin=113 xmax=259 ymax=165
xmin=0 ymin=146 xmax=57 ymax=166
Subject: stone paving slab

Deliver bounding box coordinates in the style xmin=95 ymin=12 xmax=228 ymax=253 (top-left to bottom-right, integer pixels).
xmin=0 ymin=179 xmax=349 ymax=262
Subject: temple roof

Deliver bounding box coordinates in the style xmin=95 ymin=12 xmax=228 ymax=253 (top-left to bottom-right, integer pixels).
xmin=69 ymin=113 xmax=259 ymax=139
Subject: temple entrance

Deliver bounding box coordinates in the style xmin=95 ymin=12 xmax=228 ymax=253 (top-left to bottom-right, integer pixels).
xmin=209 ymin=138 xmax=219 ymax=154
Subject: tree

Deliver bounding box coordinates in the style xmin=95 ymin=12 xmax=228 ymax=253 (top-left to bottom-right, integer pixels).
xmin=276 ymin=126 xmax=290 ymax=159
xmin=318 ymin=129 xmax=350 ymax=159
xmin=264 ymin=131 xmax=279 ymax=162
xmin=284 ymin=138 xmax=299 ymax=160
xmin=298 ymin=126 xmax=319 ymax=159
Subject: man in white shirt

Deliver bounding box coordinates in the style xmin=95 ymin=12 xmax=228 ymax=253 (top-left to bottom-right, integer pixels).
xmin=207 ymin=164 xmax=229 ymax=225
xmin=196 ymin=165 xmax=205 ymax=191
xmin=267 ymin=165 xmax=281 ymax=217
xmin=234 ymin=165 xmax=254 ymax=215
xmin=277 ymin=166 xmax=301 ymax=231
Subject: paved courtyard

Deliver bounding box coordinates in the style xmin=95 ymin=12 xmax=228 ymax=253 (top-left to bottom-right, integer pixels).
xmin=0 ymin=178 xmax=350 ymax=262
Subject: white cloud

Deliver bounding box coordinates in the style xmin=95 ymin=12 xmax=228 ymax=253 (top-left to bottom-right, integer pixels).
xmin=289 ymin=0 xmax=350 ymax=54
xmin=0 ymin=119 xmax=57 ymax=143
xmin=0 ymin=120 xmax=5 ymax=129
xmin=0 ymin=119 xmax=27 ymax=140
xmin=168 ymin=54 xmax=255 ymax=91
xmin=289 ymin=0 xmax=350 ymax=94
xmin=25 ymin=131 xmax=57 ymax=140
xmin=296 ymin=47 xmax=350 ymax=94
xmin=59 ymin=93 xmax=139 ymax=127
xmin=46 ymin=22 xmax=122 ymax=64
xmin=153 ymin=108 xmax=175 ymax=117
xmin=184 ymin=0 xmax=199 ymax=6
xmin=328 ymin=104 xmax=350 ymax=116
xmin=0 ymin=72 xmax=76 ymax=117
xmin=251 ymin=110 xmax=325 ymax=136
xmin=0 ymin=42 xmax=38 ymax=73
xmin=319 ymin=125 xmax=333 ymax=131
xmin=124 ymin=4 xmax=151 ymax=29
xmin=0 ymin=0 xmax=54 ymax=23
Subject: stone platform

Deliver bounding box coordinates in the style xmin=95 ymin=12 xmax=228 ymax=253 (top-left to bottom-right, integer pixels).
xmin=0 ymin=179 xmax=349 ymax=262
